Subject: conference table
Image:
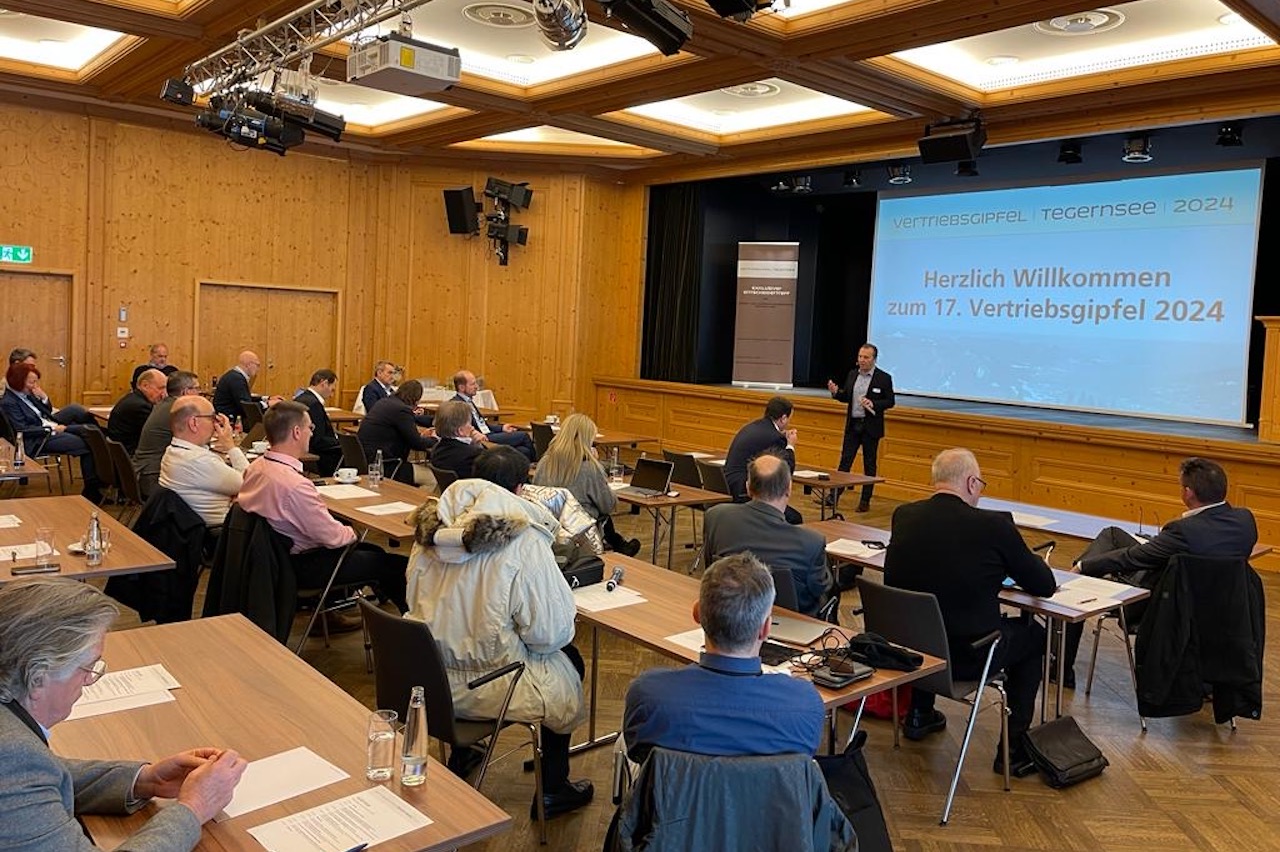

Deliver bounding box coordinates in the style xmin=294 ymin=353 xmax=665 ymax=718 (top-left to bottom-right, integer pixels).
xmin=52 ymin=614 xmax=512 ymax=851
xmin=694 ymin=456 xmax=881 ymax=520
xmin=807 ymin=518 xmax=1151 ymax=722
xmin=612 ymin=482 xmax=731 ymax=568
xmin=0 ymin=495 xmax=173 ymax=584
xmin=571 ymin=555 xmax=946 ymax=755
xmin=0 ymin=438 xmax=53 ymax=496
xmin=316 ymin=475 xmax=427 ymax=541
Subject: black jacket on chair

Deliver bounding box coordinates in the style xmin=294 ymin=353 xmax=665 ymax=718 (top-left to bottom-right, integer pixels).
xmin=203 ymin=505 xmax=297 ymax=643
xmin=1135 ymin=553 xmax=1265 ymax=722
xmin=104 ymin=488 xmax=205 ymax=623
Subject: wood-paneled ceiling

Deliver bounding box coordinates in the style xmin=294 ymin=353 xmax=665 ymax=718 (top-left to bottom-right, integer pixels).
xmin=3 ymin=0 xmax=1279 ymax=183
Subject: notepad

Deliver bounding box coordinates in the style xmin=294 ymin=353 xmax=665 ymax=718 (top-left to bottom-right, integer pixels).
xmin=355 ymin=501 xmax=418 ymax=516
xmin=825 ymin=539 xmax=886 ymax=560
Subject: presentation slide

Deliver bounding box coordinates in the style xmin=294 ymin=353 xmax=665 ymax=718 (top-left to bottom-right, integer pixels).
xmin=866 ymin=168 xmax=1264 ymax=425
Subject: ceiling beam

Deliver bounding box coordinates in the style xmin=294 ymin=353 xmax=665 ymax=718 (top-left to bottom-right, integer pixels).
xmin=547 ymin=114 xmax=720 ymax=155
xmin=0 ymin=0 xmax=202 ymax=40
xmin=776 ymin=58 xmax=973 ymax=118
xmin=1221 ymin=0 xmax=1280 ymax=42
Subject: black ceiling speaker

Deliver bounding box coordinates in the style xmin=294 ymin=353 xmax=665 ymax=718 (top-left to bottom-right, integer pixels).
xmin=917 ymin=119 xmax=986 ymax=164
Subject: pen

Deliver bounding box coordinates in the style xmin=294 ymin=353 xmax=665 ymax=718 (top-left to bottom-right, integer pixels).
xmin=341 ymin=845 xmax=369 ymax=852
xmin=1077 ymin=597 xmax=1096 ymax=604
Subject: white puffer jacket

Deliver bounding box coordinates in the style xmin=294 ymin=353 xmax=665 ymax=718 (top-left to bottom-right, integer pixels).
xmin=405 ymin=480 xmax=585 ymax=734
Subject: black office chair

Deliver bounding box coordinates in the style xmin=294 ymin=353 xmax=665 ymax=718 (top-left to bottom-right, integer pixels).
xmin=664 ymin=450 xmax=710 ymax=562
xmin=337 ymin=432 xmax=369 ymax=474
xmin=856 ymin=578 xmax=1009 ymax=825
xmin=80 ymin=426 xmax=116 ymax=505
xmin=105 ymin=438 xmax=143 ymax=527
xmin=238 ymin=400 xmax=264 ymax=431
xmin=530 ymin=422 xmax=555 ymax=461
xmin=426 ymin=462 xmax=458 ymax=495
xmin=359 ymin=600 xmax=548 ymax=843
xmin=770 ymin=567 xmax=801 ymax=612
xmin=695 ymin=459 xmax=729 ymax=495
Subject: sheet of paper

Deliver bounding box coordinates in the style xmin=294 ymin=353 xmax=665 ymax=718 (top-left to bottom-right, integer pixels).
xmin=791 ymin=470 xmax=822 ymax=479
xmin=355 ymin=501 xmax=419 ymax=516
xmin=573 ymin=585 xmax=647 ymax=612
xmin=1 ymin=542 xmax=59 ymax=561
xmin=686 ymin=452 xmax=714 ymax=459
xmin=0 ymin=514 xmax=21 ymax=528
xmin=660 ymin=628 xmax=789 ymax=674
xmin=246 ymin=786 xmax=432 ymax=852
xmin=707 ymin=458 xmax=725 ymax=466
xmin=825 ymin=538 xmax=886 ymax=561
xmin=314 ymin=484 xmax=378 ymax=500
xmin=77 ymin=664 xmax=179 ymax=703
xmin=66 ymin=689 xmax=175 ymax=720
xmin=219 ymin=747 xmax=349 ymax=820
xmin=1060 ymin=575 xmax=1135 ymax=597
xmin=608 ymin=482 xmax=628 ymax=491
xmin=1046 ymin=586 xmax=1118 ymax=610
xmin=1010 ymin=511 xmax=1057 ymax=528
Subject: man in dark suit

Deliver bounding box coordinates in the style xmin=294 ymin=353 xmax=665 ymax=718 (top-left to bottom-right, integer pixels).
xmin=827 ymin=343 xmax=894 ymax=513
xmin=293 ymin=368 xmax=343 ymax=476
xmin=1060 ymin=456 xmax=1258 ymax=682
xmin=885 ymin=448 xmax=1056 ymax=776
xmin=130 ymin=342 xmax=180 ymax=389
xmin=106 ymin=368 xmax=166 ymax=454
xmin=430 ymin=399 xmax=485 ymax=480
xmin=723 ymin=396 xmax=796 ymax=503
xmin=212 ymin=350 xmax=282 ymax=421
xmin=451 ymin=369 xmax=535 ymax=461
xmin=360 ymin=360 xmax=397 ymax=415
xmin=704 ymin=454 xmax=832 ymax=617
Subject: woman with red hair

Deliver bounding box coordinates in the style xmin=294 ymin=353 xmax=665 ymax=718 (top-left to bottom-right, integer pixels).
xmin=0 ymin=364 xmax=102 ymax=503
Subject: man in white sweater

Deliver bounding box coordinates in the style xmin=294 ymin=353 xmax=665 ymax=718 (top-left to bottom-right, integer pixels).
xmin=159 ymin=396 xmax=248 ymax=528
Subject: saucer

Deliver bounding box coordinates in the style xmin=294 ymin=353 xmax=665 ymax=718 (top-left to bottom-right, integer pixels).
xmin=335 ymin=477 xmax=359 ymax=484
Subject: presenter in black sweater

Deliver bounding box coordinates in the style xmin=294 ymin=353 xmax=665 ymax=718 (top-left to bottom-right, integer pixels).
xmin=827 ymin=343 xmax=894 ymax=512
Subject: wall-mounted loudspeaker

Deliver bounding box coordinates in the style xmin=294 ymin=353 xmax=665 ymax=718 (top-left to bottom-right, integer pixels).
xmin=443 ymin=187 xmax=480 ymax=234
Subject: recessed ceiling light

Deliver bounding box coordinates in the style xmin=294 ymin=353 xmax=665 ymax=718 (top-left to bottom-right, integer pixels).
xmin=711 ymin=108 xmax=737 ymax=116
xmin=1034 ymin=9 xmax=1125 ymax=37
xmin=463 ymin=3 xmax=535 ymax=28
xmin=985 ymin=55 xmax=1019 ymax=66
xmin=1218 ymin=12 xmax=1242 ymax=26
xmin=505 ymin=54 xmax=536 ymax=64
xmin=38 ymin=39 xmax=64 ymax=47
xmin=720 ymin=82 xmax=781 ymax=99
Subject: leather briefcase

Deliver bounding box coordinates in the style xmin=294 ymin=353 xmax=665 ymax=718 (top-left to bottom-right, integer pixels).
xmin=1022 ymin=715 xmax=1108 ymax=787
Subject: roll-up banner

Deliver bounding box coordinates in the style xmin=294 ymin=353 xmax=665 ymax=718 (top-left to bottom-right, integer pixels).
xmin=732 ymin=241 xmax=798 ymax=388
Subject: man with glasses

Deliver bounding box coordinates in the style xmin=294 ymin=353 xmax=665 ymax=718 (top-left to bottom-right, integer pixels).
xmin=160 ymin=396 xmax=248 ymax=528
xmin=238 ymin=401 xmax=409 ymax=624
xmin=0 ymin=577 xmax=246 ymax=850
xmin=883 ymin=447 xmax=1055 ymax=776
xmin=133 ymin=371 xmax=202 ymax=499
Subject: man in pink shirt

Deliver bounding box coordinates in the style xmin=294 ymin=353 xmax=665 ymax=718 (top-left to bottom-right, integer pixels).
xmin=238 ymin=401 xmax=408 ymax=614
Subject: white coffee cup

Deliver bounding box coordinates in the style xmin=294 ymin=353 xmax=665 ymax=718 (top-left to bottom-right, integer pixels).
xmin=336 ymin=468 xmax=359 ymax=483
xmin=252 ymin=441 xmax=270 ymax=454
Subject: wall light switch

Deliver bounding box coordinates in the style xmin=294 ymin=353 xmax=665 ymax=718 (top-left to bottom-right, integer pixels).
xmin=116 ymin=326 xmax=129 ymax=339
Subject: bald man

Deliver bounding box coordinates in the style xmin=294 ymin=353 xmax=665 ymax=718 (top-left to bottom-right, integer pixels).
xmin=107 ymin=368 xmax=167 ymax=454
xmin=160 ymin=396 xmax=248 ymax=527
xmin=212 ymin=351 xmax=282 ymax=421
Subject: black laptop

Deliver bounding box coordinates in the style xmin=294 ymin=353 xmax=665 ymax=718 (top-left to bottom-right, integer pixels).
xmin=616 ymin=457 xmax=675 ymax=498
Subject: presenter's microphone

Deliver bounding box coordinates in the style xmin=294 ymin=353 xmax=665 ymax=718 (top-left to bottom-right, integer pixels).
xmin=606 ymin=566 xmax=625 ymax=592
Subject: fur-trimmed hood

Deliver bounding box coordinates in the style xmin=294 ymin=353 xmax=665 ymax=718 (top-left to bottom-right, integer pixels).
xmin=406 ymin=479 xmax=558 ymax=564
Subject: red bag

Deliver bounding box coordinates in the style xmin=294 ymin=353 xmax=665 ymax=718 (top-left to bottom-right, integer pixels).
xmin=862 ymin=685 xmax=912 ymax=720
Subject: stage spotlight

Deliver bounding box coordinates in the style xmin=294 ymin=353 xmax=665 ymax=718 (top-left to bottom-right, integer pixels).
xmin=599 ymin=0 xmax=691 ymax=56
xmin=769 ymin=177 xmax=793 ymax=193
xmin=792 ymin=176 xmax=812 ymax=194
xmin=1057 ymin=140 xmax=1083 ymax=164
xmin=886 ymin=164 xmax=912 ymax=186
xmin=955 ymin=160 xmax=979 ymax=177
xmin=533 ymin=0 xmax=588 ymax=50
xmin=1121 ymin=134 xmax=1152 ymax=163
xmin=1216 ymin=122 xmax=1243 ymax=147
xmin=842 ymin=170 xmax=862 ymax=188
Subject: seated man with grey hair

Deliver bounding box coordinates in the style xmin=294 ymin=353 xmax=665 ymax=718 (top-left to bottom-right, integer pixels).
xmin=160 ymin=395 xmax=248 ymax=528
xmin=623 ymin=552 xmax=825 ymax=763
xmin=107 ymin=368 xmax=168 ymax=455
xmin=429 ymin=399 xmax=486 ymax=479
xmin=0 ymin=577 xmax=247 ymax=850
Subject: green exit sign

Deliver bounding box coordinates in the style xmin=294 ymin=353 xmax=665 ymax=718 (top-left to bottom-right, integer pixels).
xmin=0 ymin=244 xmax=33 ymax=264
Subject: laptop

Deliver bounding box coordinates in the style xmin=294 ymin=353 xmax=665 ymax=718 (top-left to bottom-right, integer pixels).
xmin=615 ymin=457 xmax=675 ymax=498
xmin=769 ymin=613 xmax=829 ymax=648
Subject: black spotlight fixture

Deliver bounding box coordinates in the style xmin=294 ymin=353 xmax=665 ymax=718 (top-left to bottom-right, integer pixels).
xmin=1216 ymin=122 xmax=1244 ymax=147
xmin=1122 ymin=134 xmax=1153 ymax=163
xmin=955 ymin=160 xmax=979 ymax=177
xmin=842 ymin=169 xmax=862 ymax=189
xmin=1057 ymin=140 xmax=1083 ymax=165
xmin=886 ymin=164 xmax=912 ymax=186
xmin=792 ymin=176 xmax=812 ymax=194
xmin=769 ymin=176 xmax=793 ymax=193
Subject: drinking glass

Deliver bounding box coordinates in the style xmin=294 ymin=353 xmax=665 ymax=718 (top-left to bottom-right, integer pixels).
xmin=366 ymin=710 xmax=398 ymax=781
xmin=35 ymin=527 xmax=55 ymax=568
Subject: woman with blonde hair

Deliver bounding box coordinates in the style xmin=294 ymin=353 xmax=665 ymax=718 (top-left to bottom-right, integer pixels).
xmin=533 ymin=413 xmax=640 ymax=556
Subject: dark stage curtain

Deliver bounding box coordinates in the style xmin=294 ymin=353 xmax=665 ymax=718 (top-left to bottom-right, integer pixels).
xmin=641 ymin=184 xmax=703 ymax=382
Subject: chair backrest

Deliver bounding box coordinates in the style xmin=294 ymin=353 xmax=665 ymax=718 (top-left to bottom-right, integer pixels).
xmin=663 ymin=450 xmax=703 ymax=488
xmin=615 ymin=748 xmax=855 ymax=852
xmin=238 ymin=400 xmax=264 ymax=430
xmin=426 ymin=462 xmax=458 ymax=494
xmin=359 ymin=599 xmax=464 ymax=746
xmin=337 ymin=432 xmax=369 ymax=474
xmin=695 ymin=459 xmax=729 ymax=495
xmin=0 ymin=408 xmax=16 ymax=444
xmin=238 ymin=422 xmax=266 ymax=449
xmin=105 ymin=438 xmax=143 ymax=506
xmin=530 ymin=422 xmax=554 ymax=461
xmin=856 ymin=577 xmax=954 ymax=695
xmin=769 ymin=568 xmax=800 ymax=613
xmin=80 ymin=426 xmax=116 ymax=491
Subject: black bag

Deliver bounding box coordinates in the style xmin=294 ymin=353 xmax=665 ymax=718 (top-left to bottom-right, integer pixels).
xmin=816 ymin=730 xmax=893 ymax=852
xmin=1022 ymin=716 xmax=1108 ymax=788
xmin=552 ymin=537 xmax=605 ymax=588
xmin=846 ymin=632 xmax=923 ymax=671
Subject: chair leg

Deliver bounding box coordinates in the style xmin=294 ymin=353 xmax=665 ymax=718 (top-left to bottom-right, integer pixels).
xmin=891 ymin=687 xmax=901 ymax=749
xmin=941 ymin=685 xmax=1000 ymax=826
xmin=846 ymin=697 xmax=867 ymax=745
xmin=1116 ymin=607 xmax=1147 ymax=732
xmin=1085 ymin=616 xmax=1104 ymax=695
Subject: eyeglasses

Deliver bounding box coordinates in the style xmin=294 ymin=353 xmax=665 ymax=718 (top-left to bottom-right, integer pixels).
xmin=970 ymin=476 xmax=987 ymax=491
xmin=191 ymin=414 xmax=218 ymax=420
xmin=79 ymin=659 xmax=108 ymax=685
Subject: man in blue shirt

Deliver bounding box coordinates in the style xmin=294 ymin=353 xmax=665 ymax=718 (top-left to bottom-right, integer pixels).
xmin=623 ymin=552 xmax=825 ymax=763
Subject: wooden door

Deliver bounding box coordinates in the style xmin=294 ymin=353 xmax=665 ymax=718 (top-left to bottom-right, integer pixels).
xmin=0 ymin=271 xmax=72 ymax=403
xmin=196 ymin=283 xmax=338 ymax=398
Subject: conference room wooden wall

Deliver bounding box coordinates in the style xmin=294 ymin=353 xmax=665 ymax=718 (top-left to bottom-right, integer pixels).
xmin=0 ymin=102 xmax=646 ymax=420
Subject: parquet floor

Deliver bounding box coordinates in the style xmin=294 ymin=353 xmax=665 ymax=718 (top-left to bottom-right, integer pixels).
xmin=78 ymin=477 xmax=1280 ymax=852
